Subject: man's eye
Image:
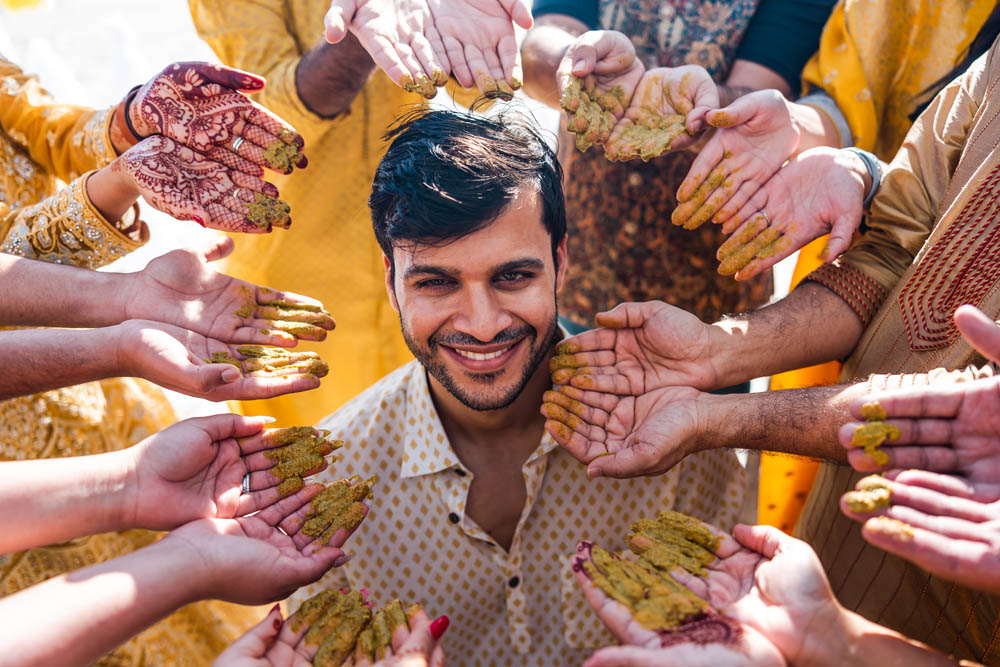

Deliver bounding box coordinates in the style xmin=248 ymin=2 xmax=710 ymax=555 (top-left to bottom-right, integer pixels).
xmin=417 ymin=278 xmax=453 ymax=289
xmin=496 ymin=271 xmax=532 ymax=284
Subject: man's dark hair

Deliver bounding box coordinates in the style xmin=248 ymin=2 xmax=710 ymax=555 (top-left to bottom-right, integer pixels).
xmin=370 ymin=106 xmax=565 ymax=273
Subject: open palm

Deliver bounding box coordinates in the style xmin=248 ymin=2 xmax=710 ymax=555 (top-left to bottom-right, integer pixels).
xmin=543 ymin=384 xmax=704 ymax=478
xmin=123 ymin=238 xmax=334 ymax=347
xmin=550 ymin=301 xmax=719 ymax=396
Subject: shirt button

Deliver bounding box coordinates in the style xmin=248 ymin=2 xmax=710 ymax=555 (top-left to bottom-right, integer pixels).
xmin=448 ymin=512 xmax=460 ymax=524
xmin=454 ymin=468 xmax=467 ymax=477
xmin=508 ymin=576 xmax=520 ymax=588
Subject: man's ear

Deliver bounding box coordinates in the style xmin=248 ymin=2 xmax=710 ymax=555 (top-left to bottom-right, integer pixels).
xmin=554 ymin=234 xmax=569 ymax=293
xmin=383 ymin=253 xmax=399 ymax=313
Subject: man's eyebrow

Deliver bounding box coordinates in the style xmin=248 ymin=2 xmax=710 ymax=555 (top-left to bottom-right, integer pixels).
xmin=492 ymin=258 xmax=545 ymax=274
xmin=402 ymin=264 xmax=459 ymax=280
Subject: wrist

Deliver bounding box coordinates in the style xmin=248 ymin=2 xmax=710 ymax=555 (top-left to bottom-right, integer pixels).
xmin=138 ymin=536 xmax=211 ymax=605
xmin=706 ymin=317 xmax=751 ymax=389
xmin=795 ymin=603 xmax=858 ymax=667
xmin=85 ymin=165 xmax=140 ymax=222
xmin=124 ymin=85 xmax=150 ymax=139
xmin=842 ymin=147 xmax=881 ymax=208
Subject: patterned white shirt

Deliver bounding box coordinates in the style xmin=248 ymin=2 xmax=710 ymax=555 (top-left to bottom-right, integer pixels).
xmin=291 ymin=361 xmax=746 ymax=666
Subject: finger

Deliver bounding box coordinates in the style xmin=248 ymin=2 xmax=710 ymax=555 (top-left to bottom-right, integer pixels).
xmin=593 ymin=301 xmax=658 ymax=330
xmin=503 ymin=0 xmax=534 ymax=29
xmin=393 ymin=41 xmax=430 ymax=91
xmin=848 ymin=479 xmax=996 ymax=524
xmin=823 ymin=213 xmax=858 ymax=262
xmin=840 ymin=419 xmax=953 ymax=449
xmin=712 ymin=179 xmax=760 ymax=226
xmin=295 ymin=504 xmax=369 ymax=552
xmin=204 ymin=145 xmax=266 ymax=177
xmin=890 ymin=469 xmax=1000 ymax=502
xmin=497 ymin=34 xmax=520 ymax=88
xmin=245 ymin=104 xmax=305 ymax=150
xmin=706 ymin=94 xmax=758 ymax=129
xmin=563 ymin=369 xmax=639 ymax=396
xmin=324 ymin=0 xmax=355 ymax=44
xmin=255 ymin=483 xmax=324 ymax=525
xmin=182 ymin=62 xmax=265 ymax=92
xmin=192 ymin=233 xmax=235 ymax=263
xmin=224 ymin=605 xmax=284 ymax=660
xmin=441 ymin=35 xmax=473 ymax=89
xmin=717 ymin=214 xmax=769 ymax=261
xmin=849 ymin=389 xmax=964 ymax=422
xmin=544 ymin=419 xmax=608 ymax=464
xmin=366 ymin=34 xmax=418 ymax=91
xmin=680 ymin=174 xmax=739 ymax=230
xmin=409 ymin=34 xmax=446 ymax=97
xmin=587 ymin=440 xmax=666 ymax=479
xmin=566 ymin=41 xmax=598 ymax=78
xmin=718 ymin=226 xmax=780 ymax=276
xmin=731 ymin=523 xmax=794 ymax=559
xmin=678 ymin=135 xmax=725 ymax=202
xmin=183 ymin=412 xmax=271 ymax=443
xmin=734 ymin=234 xmax=798 ymax=280
xmin=232 ymin=170 xmax=280 ymax=199
xmin=216 ymin=373 xmax=322 ymax=402
xmin=672 ymin=161 xmax=729 ymax=226
xmin=847 ymin=445 xmax=959 ymax=474
xmin=549 ymin=349 xmax=617 ymax=372
xmin=545 ymin=384 xmax=620 ymax=415
xmin=540 ymin=398 xmax=609 ymax=441
xmin=955 ymin=304 xmax=1000 ymax=364
xmin=423 ymin=25 xmax=451 ymax=85
xmin=465 ymin=44 xmax=496 ymax=95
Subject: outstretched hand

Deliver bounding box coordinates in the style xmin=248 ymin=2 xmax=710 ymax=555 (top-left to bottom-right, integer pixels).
xmin=119 ymin=320 xmax=323 ymax=402
xmin=128 ymin=61 xmax=307 ymax=175
xmin=713 ymin=147 xmax=866 ymax=280
xmin=549 ymin=301 xmax=720 ymax=395
xmin=324 ymin=0 xmax=532 ymax=97
xmin=672 ymin=90 xmax=800 ymax=231
xmin=123 ymin=415 xmax=335 ymax=531
xmin=542 ymin=384 xmax=706 ymax=478
xmin=122 ymin=235 xmax=335 ymax=347
xmin=574 ymin=524 xmax=846 ymax=667
xmin=163 ymin=488 xmax=358 ymax=606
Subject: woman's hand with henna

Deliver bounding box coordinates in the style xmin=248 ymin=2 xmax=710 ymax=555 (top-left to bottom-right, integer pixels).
xmin=121 ymin=236 xmax=335 ymax=347
xmin=126 ymin=61 xmax=307 ymax=175
xmin=672 ymin=90 xmax=800 ymax=230
xmin=713 ymin=147 xmax=867 ymax=280
xmin=110 ymin=135 xmax=292 ymax=233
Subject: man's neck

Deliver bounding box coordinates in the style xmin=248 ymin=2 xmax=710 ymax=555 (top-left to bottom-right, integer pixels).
xmin=427 ymin=346 xmax=554 ymax=467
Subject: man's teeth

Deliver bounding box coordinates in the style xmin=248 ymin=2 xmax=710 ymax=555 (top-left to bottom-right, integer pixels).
xmin=454 ymin=346 xmax=510 ymax=361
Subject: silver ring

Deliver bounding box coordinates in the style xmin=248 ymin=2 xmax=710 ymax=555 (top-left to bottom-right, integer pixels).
xmin=233 ymin=187 xmax=245 ymax=202
xmin=241 ymin=472 xmax=251 ymax=495
xmin=232 ymin=135 xmax=245 ymax=152
xmin=759 ymin=210 xmax=771 ymax=226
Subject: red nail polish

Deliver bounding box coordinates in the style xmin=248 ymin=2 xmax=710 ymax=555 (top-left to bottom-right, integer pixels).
xmin=192 ymin=215 xmax=206 ymax=227
xmin=430 ymin=615 xmax=450 ymax=640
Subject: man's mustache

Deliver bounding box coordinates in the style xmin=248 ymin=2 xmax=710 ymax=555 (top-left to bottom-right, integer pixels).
xmin=431 ymin=325 xmax=535 ymax=348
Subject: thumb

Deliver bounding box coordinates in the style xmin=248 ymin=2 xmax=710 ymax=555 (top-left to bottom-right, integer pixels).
xmin=594 ymin=301 xmax=652 ymax=329
xmin=198 ymin=362 xmax=243 ymax=394
xmin=706 ymin=93 xmax=760 ymax=129
xmin=732 ymin=523 xmax=789 ymax=559
xmin=954 ymin=304 xmax=1000 ymax=364
xmin=823 ymin=213 xmax=858 ymax=262
xmin=566 ymin=41 xmax=598 ymax=77
xmin=324 ymin=0 xmax=356 ymax=44
xmin=194 ymin=233 xmax=235 ymax=263
xmin=225 ymin=604 xmax=283 ymax=659
xmin=191 ymin=62 xmax=265 ymax=92
xmin=503 ymin=0 xmax=534 ymax=29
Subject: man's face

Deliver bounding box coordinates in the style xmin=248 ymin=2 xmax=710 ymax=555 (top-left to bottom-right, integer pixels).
xmin=386 ymin=189 xmax=567 ymax=411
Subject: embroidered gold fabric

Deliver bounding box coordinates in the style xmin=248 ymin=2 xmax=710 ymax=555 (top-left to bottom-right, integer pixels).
xmin=0 ymin=56 xmax=261 ymax=664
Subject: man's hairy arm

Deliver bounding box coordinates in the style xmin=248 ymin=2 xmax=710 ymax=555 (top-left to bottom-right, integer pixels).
xmin=296 ymin=34 xmax=376 ymax=118
xmin=710 ymin=282 xmax=865 ymax=388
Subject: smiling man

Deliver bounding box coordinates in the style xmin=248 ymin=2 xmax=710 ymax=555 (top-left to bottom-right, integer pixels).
xmin=289 ymin=108 xmax=746 ymax=666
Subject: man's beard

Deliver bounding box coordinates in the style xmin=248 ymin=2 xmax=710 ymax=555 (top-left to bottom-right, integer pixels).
xmin=401 ymin=309 xmax=559 ymax=412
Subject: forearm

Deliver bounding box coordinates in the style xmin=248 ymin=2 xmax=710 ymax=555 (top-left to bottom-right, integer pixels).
xmin=521 ymin=16 xmax=588 ymax=108
xmin=0 ymin=326 xmax=124 ymax=399
xmin=0 ymin=540 xmax=202 ymax=666
xmin=0 ymin=449 xmax=131 ymax=553
xmin=699 ymin=382 xmax=862 ymax=462
xmin=295 ymin=34 xmax=376 ymax=118
xmin=0 ymin=255 xmax=126 ymax=327
xmin=86 ymin=163 xmax=140 ymax=222
xmin=708 ymin=282 xmax=865 ymax=387
xmin=817 ymin=609 xmax=959 ymax=667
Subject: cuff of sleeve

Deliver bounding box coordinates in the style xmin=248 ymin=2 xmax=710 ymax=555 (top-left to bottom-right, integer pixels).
xmin=797 ymin=90 xmax=853 ymax=148
xmin=803 ymin=259 xmax=888 ymax=328
xmin=86 ymin=108 xmax=121 ymax=168
xmin=78 ymin=172 xmax=147 ymax=246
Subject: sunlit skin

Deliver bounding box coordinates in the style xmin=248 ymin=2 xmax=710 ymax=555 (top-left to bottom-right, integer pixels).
xmin=385 ymin=188 xmax=567 ymax=550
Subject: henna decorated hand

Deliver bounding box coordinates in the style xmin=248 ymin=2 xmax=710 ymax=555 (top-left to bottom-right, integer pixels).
xmin=713 ymin=147 xmax=866 ymax=280
xmin=324 ymin=0 xmax=532 ymax=98
xmin=603 ymin=65 xmax=715 ymax=161
xmin=128 ymin=61 xmax=307 ymax=175
xmin=672 ymin=90 xmax=800 ymax=230
xmin=122 ymin=415 xmax=333 ymax=531
xmin=575 ymin=524 xmax=845 ymax=667
xmin=122 ymin=236 xmax=335 ymax=346
xmin=549 ymin=301 xmax=721 ymax=396
xmin=112 ymin=136 xmax=293 ymax=233
xmin=118 ymin=319 xmax=324 ymax=402
xmin=542 ymin=384 xmax=706 ymax=478
xmin=558 ymin=31 xmax=644 ymax=152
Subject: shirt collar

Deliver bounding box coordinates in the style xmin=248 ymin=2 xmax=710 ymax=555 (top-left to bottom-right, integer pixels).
xmin=398 ymin=358 xmax=562 ymax=479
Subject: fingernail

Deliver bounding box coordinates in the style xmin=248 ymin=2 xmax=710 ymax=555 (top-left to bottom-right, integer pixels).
xmin=192 ymin=216 xmax=206 ymax=227
xmin=259 ymin=416 xmax=277 ymax=424
xmin=333 ymin=553 xmax=352 ymax=568
xmin=587 ymin=467 xmax=603 ymax=479
xmin=270 ymin=603 xmax=281 ymax=614
xmin=221 ymin=367 xmax=241 ymax=383
xmin=430 ymin=615 xmax=450 ymax=640
xmin=574 ymin=59 xmax=586 ymax=71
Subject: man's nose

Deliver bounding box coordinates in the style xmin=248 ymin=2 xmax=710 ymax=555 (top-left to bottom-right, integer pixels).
xmin=451 ymin=285 xmax=514 ymax=343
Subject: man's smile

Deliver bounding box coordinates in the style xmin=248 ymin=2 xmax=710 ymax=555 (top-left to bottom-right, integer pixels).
xmin=440 ymin=337 xmax=527 ymax=373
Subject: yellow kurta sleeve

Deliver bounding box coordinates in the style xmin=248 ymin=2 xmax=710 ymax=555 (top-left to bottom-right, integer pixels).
xmin=189 ymin=0 xmax=343 ymax=144
xmin=804 ymin=48 xmax=986 ymax=325
xmin=0 ymin=173 xmax=146 ymax=269
xmin=0 ymin=58 xmax=118 ymax=181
